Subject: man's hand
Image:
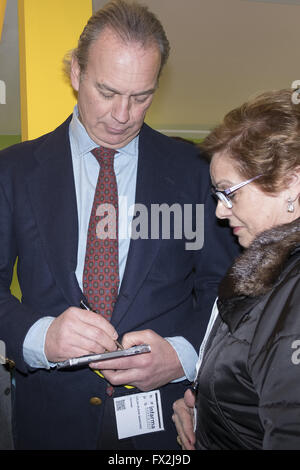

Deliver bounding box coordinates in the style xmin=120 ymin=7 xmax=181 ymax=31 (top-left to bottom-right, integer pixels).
xmin=89 ymin=329 xmax=184 ymax=391
xmin=44 ymin=307 xmax=119 ymax=362
xmin=172 ymin=389 xmax=196 ymax=450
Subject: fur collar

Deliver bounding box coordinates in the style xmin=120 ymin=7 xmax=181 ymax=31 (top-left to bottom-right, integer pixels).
xmin=219 ymin=218 xmax=300 ymax=298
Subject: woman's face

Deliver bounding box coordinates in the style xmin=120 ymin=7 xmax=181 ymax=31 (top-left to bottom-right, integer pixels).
xmin=210 ymin=152 xmax=299 ymax=248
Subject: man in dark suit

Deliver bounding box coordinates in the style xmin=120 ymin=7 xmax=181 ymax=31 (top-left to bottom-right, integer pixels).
xmin=0 ymin=0 xmax=239 ymax=449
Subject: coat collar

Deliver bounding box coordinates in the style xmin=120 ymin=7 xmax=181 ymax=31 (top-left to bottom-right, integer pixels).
xmin=219 ymin=217 xmax=300 ymax=299
xmin=218 ymin=218 xmax=300 ymax=332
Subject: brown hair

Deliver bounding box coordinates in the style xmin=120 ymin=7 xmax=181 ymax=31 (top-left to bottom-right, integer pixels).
xmin=64 ymin=0 xmax=170 ymax=79
xmin=201 ymin=89 xmax=300 ymax=193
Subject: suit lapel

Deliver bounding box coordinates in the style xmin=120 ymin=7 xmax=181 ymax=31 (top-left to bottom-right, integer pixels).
xmin=26 ymin=117 xmax=83 ymax=307
xmin=112 ymin=125 xmax=171 ymax=328
xmin=25 ymin=120 xmax=177 ymax=321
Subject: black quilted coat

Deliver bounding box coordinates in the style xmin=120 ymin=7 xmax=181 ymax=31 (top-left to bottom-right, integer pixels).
xmin=195 ymin=218 xmax=300 ymax=450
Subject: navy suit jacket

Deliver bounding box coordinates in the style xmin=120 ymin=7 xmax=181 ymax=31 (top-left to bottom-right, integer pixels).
xmin=0 ymin=117 xmax=239 ymax=449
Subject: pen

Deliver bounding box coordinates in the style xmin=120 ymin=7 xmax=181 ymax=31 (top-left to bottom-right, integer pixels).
xmin=80 ymin=299 xmax=124 ymax=350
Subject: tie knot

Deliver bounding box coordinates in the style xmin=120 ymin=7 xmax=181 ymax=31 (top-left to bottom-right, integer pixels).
xmin=92 ymin=147 xmax=116 ymax=167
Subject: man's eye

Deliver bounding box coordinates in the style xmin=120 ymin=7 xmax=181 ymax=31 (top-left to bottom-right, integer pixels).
xmin=101 ymin=92 xmax=114 ymax=100
xmin=134 ymin=95 xmax=149 ymax=104
xmin=228 ymin=192 xmax=236 ymax=200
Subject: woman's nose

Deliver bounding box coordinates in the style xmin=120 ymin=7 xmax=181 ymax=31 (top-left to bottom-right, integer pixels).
xmin=215 ymin=200 xmax=232 ymax=219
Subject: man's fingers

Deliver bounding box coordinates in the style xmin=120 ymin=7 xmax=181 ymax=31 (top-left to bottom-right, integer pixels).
xmin=90 ymin=328 xmax=184 ymax=391
xmin=90 ymin=348 xmax=151 ymax=371
xmin=73 ymin=308 xmax=118 ymax=341
xmin=121 ymin=329 xmax=152 ymax=349
xmin=45 ymin=306 xmax=119 ymax=362
xmin=96 ymin=368 xmax=139 ymax=386
xmin=68 ymin=329 xmax=116 ymax=355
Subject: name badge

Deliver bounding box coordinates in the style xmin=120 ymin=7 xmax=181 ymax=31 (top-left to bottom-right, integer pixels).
xmin=113 ymin=390 xmax=164 ymax=439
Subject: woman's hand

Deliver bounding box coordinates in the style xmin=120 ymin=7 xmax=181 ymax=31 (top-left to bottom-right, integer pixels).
xmin=172 ymin=388 xmax=196 ymax=450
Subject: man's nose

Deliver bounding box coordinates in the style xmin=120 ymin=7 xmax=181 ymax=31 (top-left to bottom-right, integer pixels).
xmin=111 ymin=96 xmax=130 ymax=124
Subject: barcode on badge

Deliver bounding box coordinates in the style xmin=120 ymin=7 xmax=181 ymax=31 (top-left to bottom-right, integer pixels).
xmin=115 ymin=399 xmax=126 ymax=411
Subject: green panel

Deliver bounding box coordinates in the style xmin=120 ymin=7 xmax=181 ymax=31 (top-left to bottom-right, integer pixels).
xmin=0 ymin=135 xmax=21 ymax=150
xmin=11 ymin=261 xmax=21 ymax=301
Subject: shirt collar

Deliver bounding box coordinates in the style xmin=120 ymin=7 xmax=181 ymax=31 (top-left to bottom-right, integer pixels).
xmin=69 ymin=104 xmax=138 ymax=159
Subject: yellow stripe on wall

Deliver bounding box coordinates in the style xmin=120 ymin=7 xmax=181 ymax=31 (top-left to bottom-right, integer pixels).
xmin=0 ymin=0 xmax=7 ymax=41
xmin=18 ymin=0 xmax=92 ymax=141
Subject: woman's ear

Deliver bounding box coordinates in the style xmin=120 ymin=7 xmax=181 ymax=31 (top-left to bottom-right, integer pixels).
xmin=282 ymin=167 xmax=300 ymax=209
xmin=283 ymin=166 xmax=300 ymax=192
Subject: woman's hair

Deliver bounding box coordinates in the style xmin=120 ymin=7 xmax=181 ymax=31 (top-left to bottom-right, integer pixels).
xmin=201 ymin=89 xmax=300 ymax=193
xmin=64 ymin=0 xmax=170 ymax=79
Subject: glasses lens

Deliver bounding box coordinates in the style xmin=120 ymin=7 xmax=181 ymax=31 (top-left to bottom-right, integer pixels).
xmin=215 ymin=191 xmax=233 ymax=209
xmin=211 ymin=186 xmax=233 ymax=209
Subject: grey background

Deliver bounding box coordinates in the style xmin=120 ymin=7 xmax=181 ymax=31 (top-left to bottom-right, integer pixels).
xmin=1 ymin=0 xmax=300 ymax=138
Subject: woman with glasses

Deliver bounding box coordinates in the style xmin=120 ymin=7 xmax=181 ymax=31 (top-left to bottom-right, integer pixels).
xmin=172 ymin=89 xmax=300 ymax=450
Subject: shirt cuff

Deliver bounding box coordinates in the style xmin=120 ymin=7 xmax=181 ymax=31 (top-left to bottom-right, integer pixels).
xmin=165 ymin=336 xmax=198 ymax=382
xmin=23 ymin=316 xmax=56 ymax=369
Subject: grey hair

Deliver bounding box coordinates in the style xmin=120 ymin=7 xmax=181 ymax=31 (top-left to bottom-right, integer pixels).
xmin=63 ymin=0 xmax=170 ymax=79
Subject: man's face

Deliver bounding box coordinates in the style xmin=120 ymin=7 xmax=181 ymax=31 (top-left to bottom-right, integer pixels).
xmin=71 ymin=28 xmax=162 ymax=149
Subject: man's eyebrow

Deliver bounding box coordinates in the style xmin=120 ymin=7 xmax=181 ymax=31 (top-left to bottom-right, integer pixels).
xmin=96 ymin=82 xmax=157 ymax=96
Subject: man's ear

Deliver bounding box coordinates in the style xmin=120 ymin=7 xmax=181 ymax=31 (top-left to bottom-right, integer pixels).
xmin=70 ymin=56 xmax=81 ymax=92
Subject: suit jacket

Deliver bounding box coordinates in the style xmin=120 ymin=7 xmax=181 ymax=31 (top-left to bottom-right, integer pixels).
xmin=0 ymin=117 xmax=239 ymax=449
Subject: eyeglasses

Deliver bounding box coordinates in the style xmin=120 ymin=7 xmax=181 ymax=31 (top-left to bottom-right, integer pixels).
xmin=211 ymin=175 xmax=263 ymax=209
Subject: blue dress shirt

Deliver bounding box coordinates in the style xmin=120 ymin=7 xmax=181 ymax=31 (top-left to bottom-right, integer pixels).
xmin=23 ymin=106 xmax=198 ymax=380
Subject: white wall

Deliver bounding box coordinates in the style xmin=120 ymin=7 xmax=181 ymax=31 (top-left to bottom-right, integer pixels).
xmin=95 ymin=0 xmax=300 ymax=137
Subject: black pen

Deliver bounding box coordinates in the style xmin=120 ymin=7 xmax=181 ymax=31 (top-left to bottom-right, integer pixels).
xmin=80 ymin=300 xmax=124 ymax=350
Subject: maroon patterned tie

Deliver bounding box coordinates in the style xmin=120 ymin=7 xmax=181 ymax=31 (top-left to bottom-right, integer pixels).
xmin=83 ymin=147 xmax=119 ymax=320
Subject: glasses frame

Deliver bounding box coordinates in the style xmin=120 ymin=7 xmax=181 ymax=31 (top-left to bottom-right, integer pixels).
xmin=211 ymin=175 xmax=263 ymax=209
